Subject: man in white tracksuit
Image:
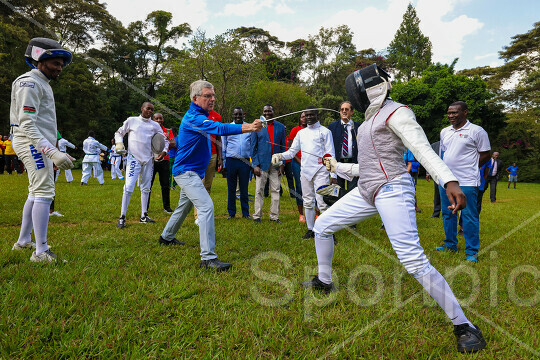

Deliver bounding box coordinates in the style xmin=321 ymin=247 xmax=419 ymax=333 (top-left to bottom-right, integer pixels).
xmin=55 ymin=136 xmax=77 ymax=182
xmin=10 ymin=37 xmax=74 ymax=262
xmin=272 ymin=106 xmax=336 ymax=239
xmin=114 ymin=102 xmax=167 ymax=228
xmin=81 ymin=131 xmax=107 ymax=185
xmin=109 ymin=139 xmax=124 ymax=180
xmin=307 ymin=64 xmax=486 ymax=353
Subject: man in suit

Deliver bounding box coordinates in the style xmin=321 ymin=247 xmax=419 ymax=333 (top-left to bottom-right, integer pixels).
xmin=328 ymin=101 xmax=360 ymax=193
xmin=251 ymin=104 xmax=286 ymax=223
xmin=485 ymin=151 xmax=502 ymax=202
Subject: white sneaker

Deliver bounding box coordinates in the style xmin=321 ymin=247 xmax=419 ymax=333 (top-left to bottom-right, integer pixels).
xmin=50 ymin=211 xmax=64 ymax=217
xmin=12 ymin=241 xmax=36 ymax=250
xmin=194 ymin=218 xmax=199 ymax=226
xmin=30 ymin=249 xmax=57 ymax=263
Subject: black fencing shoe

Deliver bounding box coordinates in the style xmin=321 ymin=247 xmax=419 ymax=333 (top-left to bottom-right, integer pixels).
xmin=200 ymin=258 xmax=232 ymax=271
xmin=454 ymin=324 xmax=486 ymax=353
xmin=301 ymin=275 xmax=335 ymax=294
xmin=271 ymin=218 xmax=282 ymax=224
xmin=164 ymin=208 xmax=173 ymax=214
xmin=159 ymin=236 xmax=185 ymax=246
xmin=116 ymin=216 xmax=126 ymax=229
xmin=140 ymin=213 xmax=155 ymax=223
xmin=302 ymin=230 xmax=315 ymax=239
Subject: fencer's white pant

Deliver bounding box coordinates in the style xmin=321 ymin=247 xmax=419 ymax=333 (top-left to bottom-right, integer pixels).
xmin=253 ymin=166 xmax=280 ymax=220
xmin=124 ymin=154 xmax=153 ymax=195
xmin=301 ymin=168 xmax=330 ymax=230
xmin=12 ymin=136 xmax=55 ymax=199
xmin=313 ymin=174 xmax=430 ymax=283
xmin=81 ymin=161 xmax=104 ymax=184
xmin=110 ymin=156 xmax=123 ymax=179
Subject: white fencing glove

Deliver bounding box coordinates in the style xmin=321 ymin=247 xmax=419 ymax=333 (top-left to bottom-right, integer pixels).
xmin=37 ymin=138 xmax=74 ymax=170
xmin=323 ymin=155 xmax=338 ymax=173
xmin=115 ymin=142 xmax=127 ymax=155
xmin=271 ymin=153 xmax=283 ymax=166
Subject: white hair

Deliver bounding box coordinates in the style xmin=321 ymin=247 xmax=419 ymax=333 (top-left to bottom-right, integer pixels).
xmin=190 ymin=80 xmax=214 ymax=99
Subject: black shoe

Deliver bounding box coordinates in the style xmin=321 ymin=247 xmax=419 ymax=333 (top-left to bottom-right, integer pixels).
xmin=116 ymin=216 xmax=126 ymax=229
xmin=227 ymin=215 xmax=235 ymax=220
xmin=454 ymin=324 xmax=486 ymax=353
xmin=140 ymin=213 xmax=155 ymax=223
xmin=302 ymin=230 xmax=315 ymax=239
xmin=159 ymin=236 xmax=185 ymax=245
xmin=200 ymin=258 xmax=232 ymax=271
xmin=80 ymin=182 xmax=87 ymax=186
xmin=430 ymin=214 xmax=440 ymax=218
xmin=380 ymin=224 xmax=385 ymax=230
xmin=243 ymin=215 xmax=252 ymax=220
xmin=164 ymin=208 xmax=173 ymax=214
xmin=253 ymin=218 xmax=261 ymax=223
xmin=271 ymin=218 xmax=282 ymax=224
xmin=333 ymin=235 xmax=338 ymax=245
xmin=301 ymin=275 xmax=335 ymax=294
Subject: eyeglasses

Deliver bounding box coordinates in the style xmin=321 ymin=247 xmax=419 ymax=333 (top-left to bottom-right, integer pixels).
xmin=200 ymin=94 xmax=215 ymax=99
xmin=340 ymin=108 xmax=351 ymax=112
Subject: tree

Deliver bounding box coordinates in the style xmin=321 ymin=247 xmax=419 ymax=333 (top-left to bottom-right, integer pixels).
xmin=387 ymin=3 xmax=432 ymax=81
xmin=391 ymin=63 xmax=505 ymax=142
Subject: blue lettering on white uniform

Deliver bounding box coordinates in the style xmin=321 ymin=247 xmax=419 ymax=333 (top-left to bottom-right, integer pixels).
xmin=29 ymin=144 xmax=45 ymax=170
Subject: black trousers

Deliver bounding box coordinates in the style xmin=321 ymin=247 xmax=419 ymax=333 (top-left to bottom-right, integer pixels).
xmin=148 ymin=160 xmax=171 ymax=211
xmin=486 ymin=176 xmax=498 ymax=202
xmin=432 ymin=182 xmax=441 ymax=217
xmin=5 ymin=155 xmax=21 ymax=174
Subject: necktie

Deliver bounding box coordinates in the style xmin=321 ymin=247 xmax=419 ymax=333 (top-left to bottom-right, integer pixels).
xmin=342 ymin=123 xmax=349 ymax=158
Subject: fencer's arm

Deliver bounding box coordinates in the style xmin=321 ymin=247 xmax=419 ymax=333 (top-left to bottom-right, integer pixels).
xmin=114 ymin=119 xmax=130 ymax=144
xmin=335 ymin=163 xmax=360 ymax=181
xmin=387 ymin=107 xmax=458 ymax=187
xmin=280 ymin=135 xmax=300 ymax=161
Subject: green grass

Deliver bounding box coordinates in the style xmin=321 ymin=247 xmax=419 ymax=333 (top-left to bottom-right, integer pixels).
xmin=0 ymin=170 xmax=538 ymax=359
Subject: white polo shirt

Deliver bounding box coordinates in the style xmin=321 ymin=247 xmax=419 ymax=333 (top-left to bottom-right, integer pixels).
xmin=440 ymin=120 xmax=490 ymax=187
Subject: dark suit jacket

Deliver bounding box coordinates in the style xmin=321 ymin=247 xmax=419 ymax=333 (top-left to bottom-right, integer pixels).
xmin=488 ymin=158 xmax=503 ymax=179
xmin=251 ymin=120 xmax=286 ymax=172
xmin=328 ymin=120 xmax=361 ymax=162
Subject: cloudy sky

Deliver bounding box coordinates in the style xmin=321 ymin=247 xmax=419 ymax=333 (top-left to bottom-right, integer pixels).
xmin=104 ymin=0 xmax=538 ymax=70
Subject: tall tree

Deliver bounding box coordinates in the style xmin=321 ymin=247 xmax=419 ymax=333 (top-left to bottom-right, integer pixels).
xmin=387 ymin=3 xmax=432 ymax=81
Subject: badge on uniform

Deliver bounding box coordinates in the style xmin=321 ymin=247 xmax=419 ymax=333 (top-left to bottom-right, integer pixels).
xmin=381 ymin=185 xmax=393 ymax=193
xmin=20 ymin=81 xmax=35 ymax=88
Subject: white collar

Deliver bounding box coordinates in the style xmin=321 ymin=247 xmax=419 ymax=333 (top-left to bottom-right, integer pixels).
xmin=307 ymin=121 xmax=320 ymax=129
xmin=450 ymin=120 xmax=471 ymax=132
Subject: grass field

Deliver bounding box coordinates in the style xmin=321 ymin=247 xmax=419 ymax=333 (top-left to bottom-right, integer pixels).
xmin=0 ymin=170 xmax=538 ymax=359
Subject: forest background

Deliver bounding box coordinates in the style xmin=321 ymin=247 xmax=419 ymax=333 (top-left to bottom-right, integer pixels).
xmin=0 ymin=1 xmax=538 ymax=181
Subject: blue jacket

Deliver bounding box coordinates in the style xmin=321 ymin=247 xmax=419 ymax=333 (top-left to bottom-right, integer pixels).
xmin=173 ymin=102 xmax=243 ymax=178
xmin=251 ymin=120 xmax=286 ymax=172
xmin=328 ymin=120 xmax=361 ymax=161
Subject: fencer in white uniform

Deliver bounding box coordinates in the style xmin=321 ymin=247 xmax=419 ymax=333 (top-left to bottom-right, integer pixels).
xmin=109 ymin=141 xmax=124 ymax=180
xmin=308 ymin=64 xmax=486 ymax=353
xmin=114 ymin=102 xmax=167 ymax=228
xmin=272 ymin=106 xmax=336 ymax=239
xmin=81 ymin=131 xmax=107 ymax=185
xmin=10 ymin=37 xmax=74 ymax=262
xmin=55 ymin=137 xmax=76 ymax=182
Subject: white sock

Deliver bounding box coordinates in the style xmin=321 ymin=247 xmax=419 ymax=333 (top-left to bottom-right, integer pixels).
xmin=414 ymin=265 xmax=473 ymax=327
xmin=314 ymin=234 xmax=334 ymax=284
xmin=141 ymin=192 xmax=150 ymax=217
xmin=17 ymin=197 xmax=35 ymax=245
xmin=305 ymin=207 xmax=316 ymax=231
xmin=121 ymin=192 xmax=131 ymax=217
xmin=33 ymin=198 xmax=52 ymax=254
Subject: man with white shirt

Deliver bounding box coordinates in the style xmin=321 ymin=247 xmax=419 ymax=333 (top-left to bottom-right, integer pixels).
xmin=55 ymin=136 xmax=77 ymax=182
xmin=328 ymin=101 xmax=360 ymax=193
xmin=272 ymin=106 xmax=336 ymax=239
xmin=114 ymin=102 xmax=167 ymax=228
xmin=485 ymin=152 xmax=502 ymax=202
xmin=81 ymin=131 xmax=107 ymax=185
xmin=433 ymin=101 xmax=491 ymax=263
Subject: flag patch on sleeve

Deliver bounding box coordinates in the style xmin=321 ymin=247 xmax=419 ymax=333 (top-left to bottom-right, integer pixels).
xmin=23 ymin=106 xmax=36 ymax=114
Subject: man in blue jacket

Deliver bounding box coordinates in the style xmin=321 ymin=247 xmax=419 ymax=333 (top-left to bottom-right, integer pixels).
xmin=251 ymin=104 xmax=286 ymax=223
xmin=159 ymin=80 xmax=262 ymax=270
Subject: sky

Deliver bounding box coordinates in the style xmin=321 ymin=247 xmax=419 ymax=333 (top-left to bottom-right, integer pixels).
xmin=104 ymin=0 xmax=539 ymax=70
